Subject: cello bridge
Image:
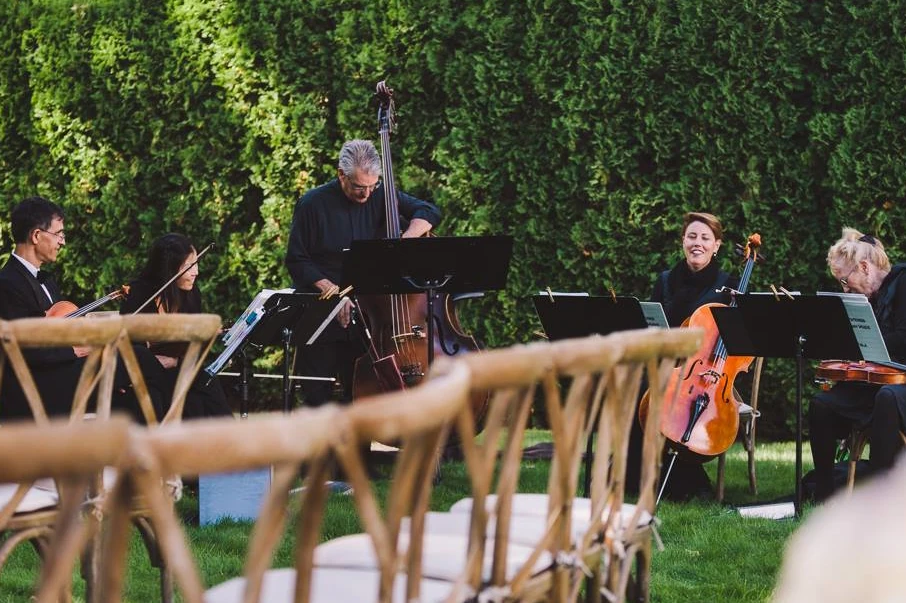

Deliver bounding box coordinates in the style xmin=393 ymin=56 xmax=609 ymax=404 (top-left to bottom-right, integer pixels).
xmin=697 ymin=368 xmax=722 ymax=384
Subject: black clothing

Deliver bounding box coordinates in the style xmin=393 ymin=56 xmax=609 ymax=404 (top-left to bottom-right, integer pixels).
xmin=626 ymin=260 xmax=738 ymax=501
xmin=285 ymin=178 xmax=441 ymax=293
xmin=809 ymin=263 xmax=906 ymax=499
xmin=0 ymin=257 xmax=166 ymax=421
xmin=120 ymin=278 xmax=232 ymax=420
xmin=284 ymin=178 xmax=441 ymax=406
xmin=651 ymin=259 xmax=737 ymax=327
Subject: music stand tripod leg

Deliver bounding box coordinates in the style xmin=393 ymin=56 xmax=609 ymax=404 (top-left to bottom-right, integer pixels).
xmin=656 ymin=449 xmax=679 ymax=507
xmin=282 ymin=327 xmax=294 ymax=413
xmin=239 ymin=348 xmax=250 ymax=419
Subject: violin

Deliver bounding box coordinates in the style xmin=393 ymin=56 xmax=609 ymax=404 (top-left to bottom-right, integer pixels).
xmin=45 ymin=285 xmax=130 ymax=318
xmin=639 ymin=233 xmax=763 ymax=459
xmin=815 ymin=360 xmax=906 ymax=386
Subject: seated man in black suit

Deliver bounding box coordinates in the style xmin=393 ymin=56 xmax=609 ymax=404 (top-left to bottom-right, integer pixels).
xmin=0 ymin=196 xmax=167 ymax=421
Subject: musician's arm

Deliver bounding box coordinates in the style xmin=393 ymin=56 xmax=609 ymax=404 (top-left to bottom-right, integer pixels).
xmin=0 ymin=280 xmax=78 ymax=364
xmin=883 ymin=274 xmax=906 ymax=361
xmin=285 ymin=198 xmax=329 ymax=290
xmin=397 ymin=191 xmax=441 ymax=237
xmin=401 ymin=218 xmax=433 ymax=239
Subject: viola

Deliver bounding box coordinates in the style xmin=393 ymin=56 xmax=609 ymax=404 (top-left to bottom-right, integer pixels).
xmin=639 ymin=233 xmax=763 ymax=459
xmin=352 ymin=81 xmax=488 ymax=422
xmin=815 ymin=360 xmax=906 ymax=385
xmin=45 ymin=285 xmax=130 ymax=318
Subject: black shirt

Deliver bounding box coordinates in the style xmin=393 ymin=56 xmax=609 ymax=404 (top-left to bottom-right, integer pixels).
xmin=285 ymin=178 xmax=441 ymax=291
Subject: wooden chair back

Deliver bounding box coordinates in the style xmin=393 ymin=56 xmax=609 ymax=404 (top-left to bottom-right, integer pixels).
xmin=0 ymin=316 xmax=123 ymax=423
xmin=0 ymin=417 xmax=131 ymax=603
xmin=115 ymin=313 xmax=221 ymax=425
xmin=0 ymin=316 xmax=125 ymax=583
xmin=597 ymin=328 xmax=702 ymax=602
xmin=101 ymin=359 xmax=472 ymax=603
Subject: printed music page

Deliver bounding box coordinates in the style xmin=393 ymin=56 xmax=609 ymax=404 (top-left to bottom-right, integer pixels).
xmin=817 ymin=291 xmax=891 ymax=363
xmin=639 ymin=302 xmax=669 ymax=328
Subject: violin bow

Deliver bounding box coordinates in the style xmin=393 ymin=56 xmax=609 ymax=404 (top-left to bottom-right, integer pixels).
xmin=132 ymin=242 xmax=215 ymax=314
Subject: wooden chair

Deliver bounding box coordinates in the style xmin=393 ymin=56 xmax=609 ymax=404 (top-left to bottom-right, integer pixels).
xmin=715 ymin=356 xmax=765 ymax=502
xmin=80 ymin=313 xmax=222 ymax=603
xmin=430 ymin=328 xmax=700 ymax=603
xmin=99 ymin=358 xmax=472 ymax=603
xmin=0 ymin=418 xmax=132 ymax=603
xmin=604 ymin=328 xmax=702 ymax=602
xmin=355 ymin=328 xmax=700 ymax=603
xmin=316 ymin=340 xmax=571 ymax=602
xmin=0 ymin=316 xmax=125 ymax=600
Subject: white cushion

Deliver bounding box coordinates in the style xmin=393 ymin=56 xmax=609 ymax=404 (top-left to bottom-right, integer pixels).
xmin=403 ymin=511 xmax=592 ymax=548
xmin=0 ymin=483 xmax=58 ymax=514
xmin=33 ymin=466 xmax=120 ymax=494
xmin=205 ymin=566 xmax=459 ymax=603
xmin=450 ymin=494 xmax=653 ymax=530
xmin=314 ymin=531 xmax=552 ymax=582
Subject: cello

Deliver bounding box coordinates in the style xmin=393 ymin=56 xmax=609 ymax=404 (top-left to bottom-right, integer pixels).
xmin=639 ymin=233 xmax=763 ymax=459
xmin=352 ymin=81 xmax=488 ymax=420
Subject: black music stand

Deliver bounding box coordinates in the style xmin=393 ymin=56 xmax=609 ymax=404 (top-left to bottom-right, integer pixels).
xmin=533 ymin=294 xmax=656 ymax=497
xmin=533 ymin=295 xmax=650 ymax=340
xmin=342 ymin=235 xmax=514 ymax=367
xmin=711 ymin=294 xmax=862 ymax=516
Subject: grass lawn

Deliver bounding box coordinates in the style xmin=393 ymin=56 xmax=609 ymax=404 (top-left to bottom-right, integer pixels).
xmin=0 ymin=437 xmax=817 ymax=603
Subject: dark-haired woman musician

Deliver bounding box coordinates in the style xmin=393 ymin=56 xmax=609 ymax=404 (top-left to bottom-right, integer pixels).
xmin=120 ymin=233 xmax=232 ymax=419
xmin=809 ymin=228 xmax=906 ymax=501
xmin=627 ymin=211 xmax=739 ymax=500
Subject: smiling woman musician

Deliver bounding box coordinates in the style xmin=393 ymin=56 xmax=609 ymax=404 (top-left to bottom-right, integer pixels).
xmin=628 ymin=211 xmax=740 ymax=501
xmin=808 ymin=228 xmax=906 ymax=501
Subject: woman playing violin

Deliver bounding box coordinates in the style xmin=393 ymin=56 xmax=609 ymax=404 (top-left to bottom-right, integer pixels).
xmin=120 ymin=233 xmax=232 ymax=419
xmin=809 ymin=229 xmax=906 ymax=501
xmin=628 ymin=212 xmax=739 ymax=500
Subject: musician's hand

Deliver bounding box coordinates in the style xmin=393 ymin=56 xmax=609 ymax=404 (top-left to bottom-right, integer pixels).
xmin=73 ymin=346 xmax=91 ymax=358
xmin=155 ymin=355 xmax=178 ymax=369
xmin=401 ymin=218 xmax=432 ymax=238
xmin=337 ymin=299 xmax=352 ymax=328
xmin=314 ymin=278 xmax=338 ymax=295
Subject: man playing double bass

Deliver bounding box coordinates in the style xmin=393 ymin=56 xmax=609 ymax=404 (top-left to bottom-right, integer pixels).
xmin=285 ymin=139 xmax=441 ymax=408
xmin=0 ymin=196 xmax=168 ymax=421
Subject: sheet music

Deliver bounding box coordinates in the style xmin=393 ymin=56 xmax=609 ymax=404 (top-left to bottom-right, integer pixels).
xmin=639 ymin=302 xmax=669 ymax=328
xmin=206 ymin=288 xmax=295 ymax=376
xmin=817 ymin=291 xmax=892 ymax=363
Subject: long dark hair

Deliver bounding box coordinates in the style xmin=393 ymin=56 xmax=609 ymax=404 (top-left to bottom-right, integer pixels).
xmin=138 ymin=233 xmax=199 ymax=313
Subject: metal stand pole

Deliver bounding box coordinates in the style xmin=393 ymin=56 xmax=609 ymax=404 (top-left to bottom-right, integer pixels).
xmin=795 ymin=335 xmax=805 ymax=517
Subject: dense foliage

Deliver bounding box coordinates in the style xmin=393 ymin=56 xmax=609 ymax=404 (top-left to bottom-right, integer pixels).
xmin=2 ymin=0 xmax=904 ymax=437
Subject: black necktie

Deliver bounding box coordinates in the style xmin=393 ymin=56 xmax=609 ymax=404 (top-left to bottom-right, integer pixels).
xmin=36 ymin=270 xmax=49 ymax=284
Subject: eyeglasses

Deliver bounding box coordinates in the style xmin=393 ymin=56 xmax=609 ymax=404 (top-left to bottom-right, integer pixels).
xmin=839 ymin=264 xmax=860 ymax=288
xmin=38 ymin=228 xmax=66 ymax=242
xmin=344 ymin=176 xmax=382 ymax=194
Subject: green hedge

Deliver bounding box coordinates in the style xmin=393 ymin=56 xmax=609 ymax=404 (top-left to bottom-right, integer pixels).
xmin=2 ymin=0 xmax=904 ymax=438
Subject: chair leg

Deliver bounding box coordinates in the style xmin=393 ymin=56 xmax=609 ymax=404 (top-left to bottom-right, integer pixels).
xmin=745 ymin=424 xmax=757 ymax=495
xmin=134 ymin=516 xmax=174 ymax=603
xmin=716 ymin=453 xmax=726 ymax=503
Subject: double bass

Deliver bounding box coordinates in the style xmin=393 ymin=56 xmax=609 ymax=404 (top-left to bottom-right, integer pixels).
xmin=639 ymin=233 xmax=763 ymax=459
xmin=352 ymin=81 xmax=488 ymax=420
